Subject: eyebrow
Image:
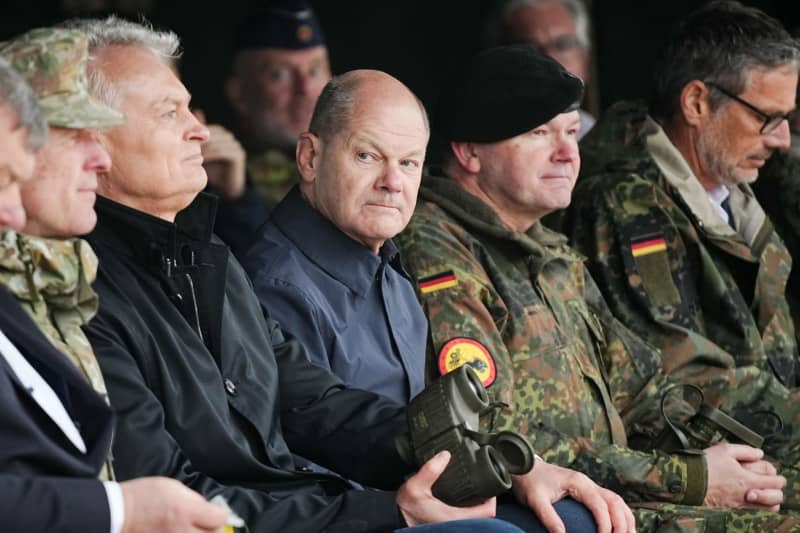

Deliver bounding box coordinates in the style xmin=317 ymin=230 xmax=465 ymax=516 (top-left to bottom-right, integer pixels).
xmin=150 ymin=92 xmax=192 ymax=110
xmin=349 ymin=135 xmax=425 ymax=158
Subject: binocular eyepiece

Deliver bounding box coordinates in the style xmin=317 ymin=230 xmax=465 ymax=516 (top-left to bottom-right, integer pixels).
xmin=396 ymin=365 xmax=535 ymax=506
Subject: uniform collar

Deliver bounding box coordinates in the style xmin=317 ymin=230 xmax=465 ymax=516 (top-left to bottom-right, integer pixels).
xmin=0 ymin=230 xmax=98 ymax=316
xmin=419 ymin=175 xmax=577 ymax=257
xmin=271 ymin=186 xmax=402 ymax=297
xmin=645 ymin=117 xmax=766 ymax=244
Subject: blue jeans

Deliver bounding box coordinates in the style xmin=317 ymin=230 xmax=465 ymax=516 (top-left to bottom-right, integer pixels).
xmin=394 ymin=498 xmax=597 ymax=532
xmin=496 ymin=499 xmax=598 ymax=532
xmin=395 ymin=518 xmax=524 ymax=532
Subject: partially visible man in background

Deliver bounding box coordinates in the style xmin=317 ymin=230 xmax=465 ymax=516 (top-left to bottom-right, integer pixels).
xmin=490 ymin=0 xmax=595 ymax=138
xmin=226 ymin=0 xmax=331 ymax=207
xmin=214 ymin=0 xmax=332 ymax=257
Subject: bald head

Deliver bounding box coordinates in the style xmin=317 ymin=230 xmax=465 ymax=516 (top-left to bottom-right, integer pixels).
xmin=296 ymin=69 xmax=428 ymax=253
xmin=309 ymin=69 xmax=429 ymax=142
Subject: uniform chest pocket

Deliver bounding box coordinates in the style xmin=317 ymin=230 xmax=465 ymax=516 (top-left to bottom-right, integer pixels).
xmin=516 ymin=303 xmax=569 ymax=356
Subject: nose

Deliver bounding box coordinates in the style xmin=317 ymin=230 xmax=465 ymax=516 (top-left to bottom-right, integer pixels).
xmin=552 ymin=134 xmax=579 ymax=164
xmin=86 ymin=137 xmax=112 ymax=173
xmin=377 ymin=163 xmax=404 ymax=194
xmin=294 ymin=71 xmax=317 ymax=96
xmin=186 ymin=111 xmax=210 ymax=143
xmin=765 ymin=119 xmax=792 ymax=150
xmin=0 ymin=181 xmax=26 ymax=231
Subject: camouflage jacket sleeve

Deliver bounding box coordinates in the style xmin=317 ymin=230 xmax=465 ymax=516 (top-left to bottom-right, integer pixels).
xmin=396 ymin=213 xmax=707 ymax=505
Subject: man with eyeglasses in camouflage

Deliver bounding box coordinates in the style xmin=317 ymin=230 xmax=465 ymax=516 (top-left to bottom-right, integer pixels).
xmin=563 ymin=0 xmax=800 ymax=505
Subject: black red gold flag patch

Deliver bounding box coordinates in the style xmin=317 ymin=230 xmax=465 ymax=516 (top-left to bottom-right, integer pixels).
xmin=438 ymin=337 xmax=496 ymax=387
xmin=418 ymin=270 xmax=458 ymax=294
xmin=630 ymin=235 xmax=667 ymax=257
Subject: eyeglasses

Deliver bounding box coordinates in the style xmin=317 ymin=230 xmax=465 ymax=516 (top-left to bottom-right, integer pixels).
xmin=704 ymin=81 xmax=795 ymax=134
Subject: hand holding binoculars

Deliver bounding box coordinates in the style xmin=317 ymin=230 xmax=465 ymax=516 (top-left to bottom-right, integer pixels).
xmin=396 ymin=365 xmax=535 ymax=506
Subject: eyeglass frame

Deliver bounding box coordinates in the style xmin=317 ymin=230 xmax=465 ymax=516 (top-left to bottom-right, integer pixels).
xmin=703 ymin=81 xmax=795 ymax=135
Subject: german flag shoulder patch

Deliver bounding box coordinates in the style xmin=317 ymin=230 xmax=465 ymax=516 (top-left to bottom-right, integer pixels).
xmin=418 ymin=269 xmax=458 ymax=294
xmin=630 ymin=233 xmax=667 ymax=257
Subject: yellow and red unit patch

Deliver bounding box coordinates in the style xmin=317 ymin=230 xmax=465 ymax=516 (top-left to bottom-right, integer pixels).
xmin=438 ymin=337 xmax=496 ymax=387
xmin=631 ymin=235 xmax=667 ymax=257
xmin=418 ymin=270 xmax=458 ymax=294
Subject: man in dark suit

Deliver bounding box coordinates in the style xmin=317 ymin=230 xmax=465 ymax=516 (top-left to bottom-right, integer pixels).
xmin=0 ymin=36 xmax=229 ymax=533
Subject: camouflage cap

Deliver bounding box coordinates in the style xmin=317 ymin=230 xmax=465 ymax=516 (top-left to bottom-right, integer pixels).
xmin=0 ymin=27 xmax=125 ymax=129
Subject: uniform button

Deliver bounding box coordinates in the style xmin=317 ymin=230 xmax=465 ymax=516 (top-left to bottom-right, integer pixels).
xmin=224 ymin=378 xmax=237 ymax=396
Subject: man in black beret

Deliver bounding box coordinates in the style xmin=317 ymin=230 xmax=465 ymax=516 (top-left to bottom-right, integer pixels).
xmin=396 ymin=44 xmax=797 ymax=530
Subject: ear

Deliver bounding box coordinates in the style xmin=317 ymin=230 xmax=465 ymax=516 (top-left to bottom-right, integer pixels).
xmin=296 ymin=132 xmax=320 ymax=184
xmin=225 ymin=77 xmax=247 ymax=115
xmin=449 ymin=141 xmax=481 ymax=174
xmin=679 ymin=80 xmax=713 ymax=128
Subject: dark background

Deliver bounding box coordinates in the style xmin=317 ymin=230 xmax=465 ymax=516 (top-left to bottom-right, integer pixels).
xmin=3 ymin=1 xmax=800 ymax=131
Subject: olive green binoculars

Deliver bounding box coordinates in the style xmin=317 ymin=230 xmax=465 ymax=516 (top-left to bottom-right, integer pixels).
xmin=396 ymin=365 xmax=535 ymax=506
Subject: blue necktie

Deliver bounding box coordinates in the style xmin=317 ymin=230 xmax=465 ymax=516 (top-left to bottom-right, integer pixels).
xmin=721 ymin=197 xmax=736 ymax=230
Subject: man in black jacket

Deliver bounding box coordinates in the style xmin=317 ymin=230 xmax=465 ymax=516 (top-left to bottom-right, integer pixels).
xmin=0 ymin=49 xmax=228 ymax=532
xmin=72 ymin=15 xmax=634 ymax=533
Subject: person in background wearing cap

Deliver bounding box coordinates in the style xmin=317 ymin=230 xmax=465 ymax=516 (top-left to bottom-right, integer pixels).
xmin=213 ymin=0 xmax=332 ymax=257
xmin=396 ymin=43 xmax=800 ymax=530
xmin=0 ymin=44 xmax=229 ymax=533
xmin=562 ymin=1 xmax=800 ymax=499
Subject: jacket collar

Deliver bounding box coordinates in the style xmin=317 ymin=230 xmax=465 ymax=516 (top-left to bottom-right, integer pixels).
xmin=89 ymin=193 xmax=218 ymax=268
xmin=0 ymin=230 xmax=98 ymax=315
xmin=271 ymin=186 xmax=402 ymax=297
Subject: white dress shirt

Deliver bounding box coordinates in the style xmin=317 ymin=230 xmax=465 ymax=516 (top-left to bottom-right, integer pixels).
xmin=707 ymin=185 xmax=732 ymax=226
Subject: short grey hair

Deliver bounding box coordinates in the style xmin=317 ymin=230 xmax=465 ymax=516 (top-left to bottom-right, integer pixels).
xmin=309 ymin=73 xmax=429 ymax=141
xmin=59 ymin=16 xmax=181 ymax=108
xmin=500 ymin=0 xmax=591 ymax=51
xmin=651 ymin=1 xmax=800 ymax=121
xmin=0 ymin=57 xmax=47 ymax=150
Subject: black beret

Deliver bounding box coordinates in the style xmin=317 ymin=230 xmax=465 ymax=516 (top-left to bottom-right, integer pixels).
xmin=435 ymin=44 xmax=584 ymax=143
xmin=234 ymin=0 xmax=325 ymax=52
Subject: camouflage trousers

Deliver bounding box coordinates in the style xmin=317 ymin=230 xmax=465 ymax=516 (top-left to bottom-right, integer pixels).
xmin=633 ymin=502 xmax=800 ymax=532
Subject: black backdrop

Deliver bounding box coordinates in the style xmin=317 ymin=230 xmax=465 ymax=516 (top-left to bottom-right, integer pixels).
xmin=2 ymin=1 xmax=799 ymax=132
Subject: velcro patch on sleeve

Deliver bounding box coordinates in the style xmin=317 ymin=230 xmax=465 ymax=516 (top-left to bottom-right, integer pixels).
xmin=629 ymin=232 xmax=680 ymax=307
xmin=438 ymin=337 xmax=496 ymax=387
xmin=631 ymin=236 xmax=667 ymax=257
xmin=418 ymin=270 xmax=458 ymax=294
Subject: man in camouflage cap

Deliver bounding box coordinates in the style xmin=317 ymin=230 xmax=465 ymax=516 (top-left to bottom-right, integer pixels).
xmin=396 ymin=43 xmax=800 ymax=531
xmin=0 ymin=28 xmax=123 ymax=481
xmin=0 ymin=33 xmax=230 ymax=533
xmin=561 ymin=0 xmax=800 ymax=499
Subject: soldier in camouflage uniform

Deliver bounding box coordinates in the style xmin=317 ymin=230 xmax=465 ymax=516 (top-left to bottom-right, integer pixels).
xmin=0 ymin=27 xmax=125 ymax=480
xmin=562 ymin=2 xmax=800 ymax=492
xmin=397 ymin=44 xmax=800 ymax=531
xmin=213 ymin=1 xmax=332 ymax=257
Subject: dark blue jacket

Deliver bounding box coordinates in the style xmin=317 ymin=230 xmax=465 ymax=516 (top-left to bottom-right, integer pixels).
xmin=243 ymin=187 xmax=426 ymax=404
